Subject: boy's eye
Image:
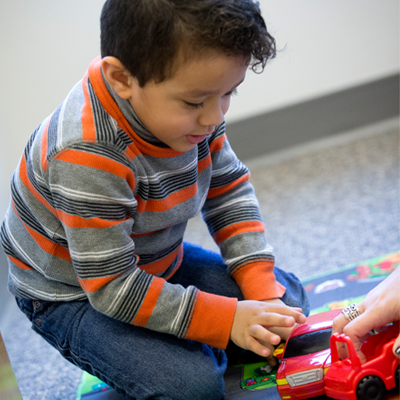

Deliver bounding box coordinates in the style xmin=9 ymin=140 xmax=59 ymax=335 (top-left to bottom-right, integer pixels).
xmin=184 ymin=101 xmax=204 ymax=109
xmin=226 ymin=88 xmax=238 ymax=97
xmin=183 ymin=89 xmax=238 ymax=110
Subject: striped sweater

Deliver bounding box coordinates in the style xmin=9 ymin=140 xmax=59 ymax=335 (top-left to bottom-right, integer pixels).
xmin=1 ymin=57 xmax=285 ymax=349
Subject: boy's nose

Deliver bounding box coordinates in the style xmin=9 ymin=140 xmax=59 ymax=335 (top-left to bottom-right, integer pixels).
xmin=205 ymin=125 xmax=215 ymax=134
xmin=198 ymin=105 xmax=224 ymax=128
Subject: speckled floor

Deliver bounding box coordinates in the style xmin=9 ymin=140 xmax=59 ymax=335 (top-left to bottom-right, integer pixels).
xmin=185 ymin=118 xmax=400 ymax=281
xmin=1 ymin=118 xmax=399 ymax=400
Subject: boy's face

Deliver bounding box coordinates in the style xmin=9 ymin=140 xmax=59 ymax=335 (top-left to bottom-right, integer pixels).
xmin=127 ymin=52 xmax=248 ymax=153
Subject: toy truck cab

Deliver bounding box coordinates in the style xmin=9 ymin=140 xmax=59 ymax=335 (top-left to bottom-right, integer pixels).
xmin=276 ymin=309 xmax=341 ymax=400
xmin=325 ymin=322 xmax=400 ymax=400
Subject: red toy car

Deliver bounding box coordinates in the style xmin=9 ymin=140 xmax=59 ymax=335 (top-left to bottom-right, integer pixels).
xmin=276 ymin=309 xmax=341 ymax=400
xmin=325 ymin=322 xmax=400 ymax=400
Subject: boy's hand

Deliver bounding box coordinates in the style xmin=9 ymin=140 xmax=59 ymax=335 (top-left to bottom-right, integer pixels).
xmin=262 ymin=298 xmax=303 ymax=341
xmin=230 ymin=299 xmax=306 ymax=358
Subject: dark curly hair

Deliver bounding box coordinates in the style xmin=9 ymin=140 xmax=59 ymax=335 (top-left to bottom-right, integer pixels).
xmin=101 ymin=0 xmax=276 ymax=87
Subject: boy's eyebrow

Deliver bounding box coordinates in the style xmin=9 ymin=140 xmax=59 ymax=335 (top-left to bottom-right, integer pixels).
xmin=182 ymin=78 xmax=245 ymax=97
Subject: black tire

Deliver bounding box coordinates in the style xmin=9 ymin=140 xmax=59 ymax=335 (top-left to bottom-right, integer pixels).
xmin=356 ymin=375 xmax=385 ymax=400
xmin=396 ymin=365 xmax=399 ymax=389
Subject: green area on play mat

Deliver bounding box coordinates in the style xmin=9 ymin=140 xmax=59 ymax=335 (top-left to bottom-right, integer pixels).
xmin=77 ymin=373 xmax=111 ymax=398
xmin=240 ymin=361 xmax=278 ymax=391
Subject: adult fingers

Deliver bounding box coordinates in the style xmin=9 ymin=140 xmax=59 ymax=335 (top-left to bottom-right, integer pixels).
xmin=343 ymin=310 xmax=377 ymax=344
xmin=332 ymin=313 xmax=348 ymax=335
xmin=333 ymin=302 xmax=367 ymax=337
xmin=341 ymin=312 xmax=377 ymax=363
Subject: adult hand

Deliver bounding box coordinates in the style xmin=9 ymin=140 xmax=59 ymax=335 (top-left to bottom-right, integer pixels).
xmin=332 ymin=267 xmax=400 ymax=362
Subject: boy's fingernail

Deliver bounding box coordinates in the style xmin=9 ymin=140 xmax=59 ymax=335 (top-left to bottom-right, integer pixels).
xmin=395 ymin=346 xmax=400 ymax=355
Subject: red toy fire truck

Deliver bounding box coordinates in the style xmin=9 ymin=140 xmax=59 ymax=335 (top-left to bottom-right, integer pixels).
xmin=276 ymin=310 xmax=399 ymax=400
xmin=325 ymin=321 xmax=399 ymax=400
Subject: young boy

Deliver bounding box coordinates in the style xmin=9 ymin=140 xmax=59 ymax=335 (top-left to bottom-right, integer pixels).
xmin=1 ymin=0 xmax=309 ymax=398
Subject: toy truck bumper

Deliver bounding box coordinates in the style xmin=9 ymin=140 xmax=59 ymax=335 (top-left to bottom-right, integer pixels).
xmin=276 ymin=381 xmax=326 ymax=400
xmin=325 ymin=387 xmax=356 ymax=400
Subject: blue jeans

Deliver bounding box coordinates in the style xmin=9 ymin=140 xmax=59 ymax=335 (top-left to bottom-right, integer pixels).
xmin=16 ymin=242 xmax=309 ymax=400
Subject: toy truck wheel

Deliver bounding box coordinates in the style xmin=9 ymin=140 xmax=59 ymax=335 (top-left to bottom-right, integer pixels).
xmin=356 ymin=375 xmax=385 ymax=400
xmin=396 ymin=365 xmax=399 ymax=389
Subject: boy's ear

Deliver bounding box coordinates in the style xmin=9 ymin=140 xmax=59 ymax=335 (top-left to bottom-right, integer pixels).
xmin=101 ymin=56 xmax=136 ymax=99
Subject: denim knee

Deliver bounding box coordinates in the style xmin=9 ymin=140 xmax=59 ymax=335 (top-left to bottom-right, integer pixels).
xmin=122 ymin=347 xmax=226 ymax=400
xmin=274 ymin=267 xmax=310 ymax=316
xmin=165 ymin=350 xmax=225 ymax=400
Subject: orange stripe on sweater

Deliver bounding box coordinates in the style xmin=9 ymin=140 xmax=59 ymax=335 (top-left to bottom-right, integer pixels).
xmin=81 ymin=73 xmax=97 ymax=142
xmin=54 ymin=149 xmax=135 ymax=191
xmin=78 ymin=274 xmax=119 ymax=293
xmin=232 ymin=261 xmax=286 ymax=300
xmin=138 ymin=243 xmax=183 ymax=275
xmin=213 ymin=220 xmax=265 ymax=244
xmin=198 ymin=153 xmax=211 ymax=173
xmin=209 ymin=134 xmax=225 ymax=153
xmin=136 ymin=183 xmax=197 ymax=213
xmin=163 ymin=244 xmax=184 ymax=280
xmin=57 ymin=209 xmax=130 ymax=229
xmin=19 ymin=156 xmax=57 ymax=215
xmin=123 ymin=133 xmax=183 ymax=159
xmin=40 ymin=118 xmax=51 ymax=172
xmin=207 ymin=173 xmax=249 ymax=199
xmin=130 ymin=228 xmax=170 ymax=238
xmin=131 ymin=277 xmax=165 ymax=326
xmin=9 ymin=256 xmax=33 ymax=270
xmin=11 ymin=200 xmax=71 ymax=262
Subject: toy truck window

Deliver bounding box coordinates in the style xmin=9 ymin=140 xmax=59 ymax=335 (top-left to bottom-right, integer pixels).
xmin=283 ymin=328 xmax=332 ymax=358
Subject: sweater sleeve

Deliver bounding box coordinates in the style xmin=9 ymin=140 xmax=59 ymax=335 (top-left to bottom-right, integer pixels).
xmin=203 ymin=123 xmax=286 ymax=300
xmin=48 ymin=144 xmax=237 ymax=348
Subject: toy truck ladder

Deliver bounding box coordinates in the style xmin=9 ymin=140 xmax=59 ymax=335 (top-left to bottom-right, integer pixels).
xmin=330 ymin=333 xmax=361 ymax=367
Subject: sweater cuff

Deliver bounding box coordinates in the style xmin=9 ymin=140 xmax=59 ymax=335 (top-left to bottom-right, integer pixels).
xmin=185 ymin=291 xmax=238 ymax=349
xmin=232 ymin=261 xmax=286 ymax=300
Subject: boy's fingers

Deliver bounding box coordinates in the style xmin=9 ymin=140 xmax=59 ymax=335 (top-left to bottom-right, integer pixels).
xmin=266 ymin=353 xmax=278 ymax=367
xmin=261 ymin=302 xmax=299 ymax=312
xmin=288 ymin=306 xmax=305 ymax=315
xmin=261 ymin=300 xmax=305 ymax=319
xmin=259 ymin=308 xmax=304 ymax=324
xmin=266 ymin=305 xmax=306 ymax=323
xmin=250 ymin=324 xmax=281 ymax=346
xmin=258 ymin=312 xmax=297 ymax=330
xmin=247 ymin=336 xmax=273 ymax=358
xmin=297 ymin=313 xmax=307 ymax=324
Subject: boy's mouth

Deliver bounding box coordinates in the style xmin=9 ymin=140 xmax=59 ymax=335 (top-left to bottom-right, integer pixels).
xmin=186 ymin=134 xmax=208 ymax=144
